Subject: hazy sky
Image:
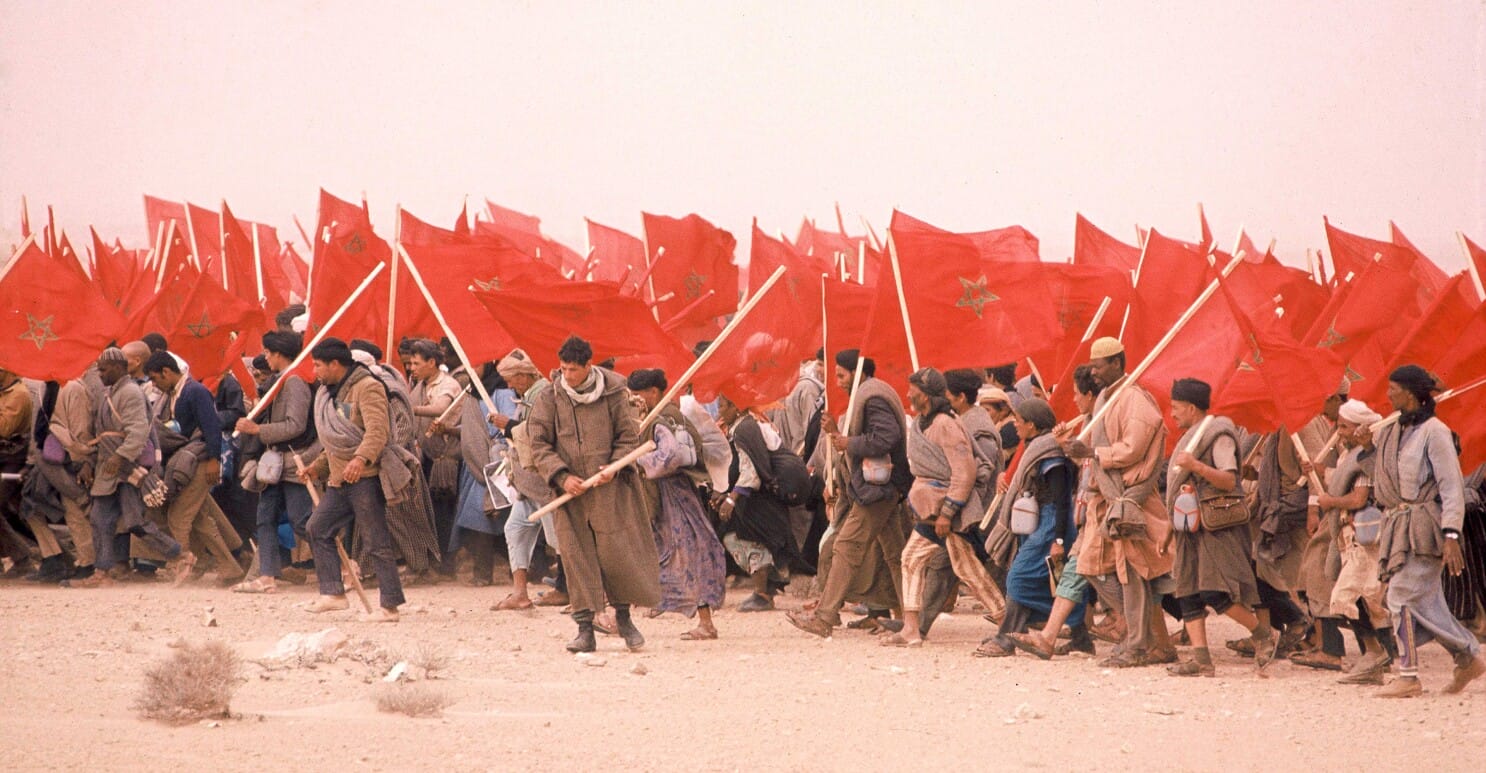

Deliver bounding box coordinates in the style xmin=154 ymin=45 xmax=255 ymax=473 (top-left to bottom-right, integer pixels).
xmin=3 ymin=1 xmax=1483 ymax=273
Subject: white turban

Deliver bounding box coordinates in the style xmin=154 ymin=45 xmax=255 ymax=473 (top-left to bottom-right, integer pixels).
xmin=290 ymin=313 xmax=309 ymax=334
xmin=1338 ymin=399 xmax=1381 ymax=427
xmin=350 ymin=349 xmax=377 ymax=369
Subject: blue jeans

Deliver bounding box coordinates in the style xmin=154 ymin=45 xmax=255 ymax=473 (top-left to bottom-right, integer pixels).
xmin=90 ymin=484 xmax=180 ymax=570
xmin=255 ymin=482 xmax=315 ymax=578
xmin=306 ymin=477 xmax=405 ymax=609
xmin=503 ymin=498 xmax=557 ymax=571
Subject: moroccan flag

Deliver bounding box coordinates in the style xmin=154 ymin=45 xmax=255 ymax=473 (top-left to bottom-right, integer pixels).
xmin=1380 ymin=274 xmax=1479 ymax=385
xmin=1324 ymin=218 xmax=1431 ymax=311
xmin=161 ymin=271 xmax=267 ymax=384
xmin=1235 ymin=230 xmax=1281 ymax=266
xmin=793 ymin=218 xmax=880 ymax=286
xmin=1073 ymin=213 xmax=1141 ymax=273
xmin=471 ymin=283 xmax=692 ymax=377
xmin=1461 ymin=232 xmax=1486 ymax=303
xmin=747 ymin=220 xmax=833 ymax=294
xmin=220 ymin=202 xmax=264 ymax=304
xmin=1041 ymin=264 xmax=1133 ymax=420
xmin=1198 ymin=205 xmax=1214 ymax=251
xmin=249 ymin=222 xmax=294 ymax=313
xmin=90 ymin=227 xmax=138 ymax=307
xmin=641 ymin=212 xmax=739 ymax=348
xmin=890 ymin=209 xmax=1041 ymax=263
xmin=399 ymin=207 xmax=469 ymax=247
xmin=144 ymin=195 xmax=187 ymax=247
xmin=1212 ymin=282 xmax=1346 ymax=435
xmin=307 ymin=189 xmax=393 ymax=341
xmin=0 ymin=240 xmax=125 ymax=381
xmin=869 ymin=225 xmax=1059 ymax=372
xmin=1433 ymin=301 xmax=1486 ymax=470
xmin=280 ymin=243 xmax=309 ymax=302
xmin=1301 ymin=254 xmax=1420 ymax=408
xmin=1389 ymin=222 xmax=1451 ymax=294
xmin=823 ymin=276 xmax=903 ymax=407
xmin=185 ymin=202 xmax=224 ymax=283
xmin=585 ymin=218 xmax=646 ymax=288
xmin=1223 ymin=257 xmax=1331 ymax=338
xmin=398 ymin=241 xmax=580 ymax=366
xmin=689 ymin=227 xmax=825 ymax=407
xmin=479 ymin=201 xmax=585 ymax=274
xmin=1120 ymin=228 xmax=1213 ymax=364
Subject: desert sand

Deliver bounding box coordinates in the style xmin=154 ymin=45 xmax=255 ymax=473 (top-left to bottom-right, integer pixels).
xmin=2 ymin=578 xmax=1482 ymax=772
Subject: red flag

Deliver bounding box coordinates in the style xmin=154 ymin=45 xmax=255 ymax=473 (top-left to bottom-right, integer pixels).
xmin=1439 ymin=386 xmax=1486 ymax=471
xmin=1461 ymin=232 xmax=1486 ymax=303
xmin=1301 ymin=254 xmax=1421 ymax=407
xmin=143 ymin=195 xmax=186 ymax=247
xmin=479 ymin=201 xmax=584 ymax=273
xmin=90 ymin=227 xmax=138 ymax=307
xmin=18 ymin=197 xmax=30 ymax=239
xmin=641 ymin=212 xmax=739 ymax=348
xmin=1432 ymin=301 xmax=1486 ymax=469
xmin=1223 ymin=258 xmax=1331 ymax=338
xmin=1235 ymin=230 xmax=1280 ymax=266
xmin=280 ymin=243 xmax=309 ymax=302
xmin=585 ymin=218 xmax=646 ymax=288
xmin=1381 ymin=273 xmax=1478 ymax=382
xmin=871 ymin=224 xmax=1059 ymax=372
xmin=1212 ymin=283 xmax=1345 ymax=435
xmin=1073 ymin=213 xmax=1141 ymax=272
xmin=471 ymin=283 xmax=691 ymax=376
xmin=0 ymin=240 xmax=125 ymax=381
xmin=1324 ymin=218 xmax=1431 ymax=311
xmin=822 ymin=276 xmax=905 ymax=407
xmin=1198 ymin=204 xmax=1214 ymax=251
xmin=160 ymin=271 xmax=266 ymax=384
xmin=794 ymin=218 xmax=880 ymax=286
xmin=1389 ymin=221 xmax=1450 ymax=293
xmin=307 ymin=189 xmax=393 ymax=341
xmin=219 ymin=202 xmax=263 ymax=304
xmin=748 ymin=220 xmax=833 ymax=293
xmin=690 ymin=227 xmax=824 ymax=406
xmin=1120 ymin=228 xmax=1213 ymax=363
xmin=890 ymin=209 xmax=1041 ymax=263
xmin=249 ymin=222 xmax=294 ymax=312
xmin=184 ymin=202 xmax=223 ymax=283
xmin=399 ymin=207 xmax=468 ymax=247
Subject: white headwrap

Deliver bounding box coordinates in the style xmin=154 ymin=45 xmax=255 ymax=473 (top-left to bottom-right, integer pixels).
xmin=351 ymin=349 xmax=377 ymax=369
xmin=1338 ymin=399 xmax=1381 ymax=426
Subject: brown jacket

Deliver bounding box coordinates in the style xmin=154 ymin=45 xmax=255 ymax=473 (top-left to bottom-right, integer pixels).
xmin=310 ymin=365 xmax=388 ymax=486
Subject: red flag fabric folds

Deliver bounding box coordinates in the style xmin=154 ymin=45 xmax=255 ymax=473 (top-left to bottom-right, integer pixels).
xmin=0 ymin=240 xmax=125 ymax=381
xmin=1073 ymin=213 xmax=1141 ymax=273
xmin=641 ymin=212 xmax=739 ymax=347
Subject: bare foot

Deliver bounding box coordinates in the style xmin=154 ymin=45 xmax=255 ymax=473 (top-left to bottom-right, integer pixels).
xmin=358 ymin=607 xmax=399 ymax=623
xmin=593 ymin=612 xmax=618 ymax=635
xmin=170 ymin=552 xmax=197 ymax=588
xmin=304 ymin=595 xmax=350 ymax=613
xmin=680 ymin=625 xmax=718 ymax=640
xmin=491 ymin=593 xmax=533 ymax=611
xmin=535 ymin=590 xmax=569 ymax=607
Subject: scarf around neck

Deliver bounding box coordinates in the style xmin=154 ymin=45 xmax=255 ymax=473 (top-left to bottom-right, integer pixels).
xmin=559 ymin=368 xmax=604 ymax=405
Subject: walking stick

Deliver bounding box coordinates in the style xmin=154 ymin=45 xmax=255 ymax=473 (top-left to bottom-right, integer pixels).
xmin=292 ymin=451 xmax=373 ymax=614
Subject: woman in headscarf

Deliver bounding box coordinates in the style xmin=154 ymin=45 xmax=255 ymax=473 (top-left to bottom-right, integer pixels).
xmin=628 ymin=369 xmax=727 ymax=639
xmin=1373 ymin=365 xmax=1484 ymax=697
xmin=975 ymin=398 xmax=1083 ymax=657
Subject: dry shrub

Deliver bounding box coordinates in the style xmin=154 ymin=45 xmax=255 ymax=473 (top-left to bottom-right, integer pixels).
xmin=409 ymin=642 xmax=449 ymax=675
xmin=375 ymin=683 xmax=451 ymax=718
xmin=135 ymin=641 xmax=241 ymax=724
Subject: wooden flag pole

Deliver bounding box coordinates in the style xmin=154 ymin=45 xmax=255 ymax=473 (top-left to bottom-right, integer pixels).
xmin=182 ymin=205 xmax=203 ymax=272
xmin=1117 ymin=234 xmax=1153 ymax=341
xmin=1459 ymin=232 xmax=1485 ymax=302
xmin=1289 ymin=433 xmax=1326 ymax=492
xmin=396 ymin=244 xmax=498 ymax=415
xmin=886 ymin=231 xmax=920 ymax=371
xmin=820 ymin=273 xmax=836 ymax=496
xmin=156 ymin=220 xmax=178 ymax=292
xmin=1294 ymin=429 xmax=1341 ymax=487
xmin=526 ymin=440 xmax=658 ymax=522
xmin=1026 ymin=357 xmax=1047 ymax=396
xmin=638 ymin=265 xmax=788 ymax=431
xmin=250 ymin=214 xmax=266 ymax=304
xmin=658 ymin=289 xmax=717 ymax=331
xmin=1079 ymin=252 xmax=1244 ymax=442
xmin=860 ymin=216 xmax=883 ymax=254
xmin=387 ymin=204 xmax=401 ymax=361
xmin=233 ymin=262 xmax=387 ymax=434
xmin=856 ymin=241 xmax=866 ymax=286
xmin=427 ymin=388 xmax=471 ymax=436
xmin=291 ymin=451 xmax=373 ymax=614
xmin=1170 ymin=415 xmax=1216 ymax=478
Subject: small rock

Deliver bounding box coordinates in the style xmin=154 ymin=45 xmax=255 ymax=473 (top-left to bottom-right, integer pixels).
xmin=583 ymin=657 xmax=608 ymax=668
xmin=510 ymin=644 xmax=522 ymax=652
xmin=1143 ymin=704 xmax=1180 ymax=716
xmin=203 ymin=612 xmax=218 ymax=627
xmin=630 ymin=663 xmax=648 ymax=676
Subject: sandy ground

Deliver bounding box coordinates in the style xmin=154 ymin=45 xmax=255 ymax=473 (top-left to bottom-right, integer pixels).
xmin=2 ymin=574 xmax=1483 ymax=773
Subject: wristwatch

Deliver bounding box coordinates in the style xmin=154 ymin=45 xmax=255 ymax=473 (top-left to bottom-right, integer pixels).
xmin=1443 ymin=528 xmax=1461 ymax=540
xmin=1053 ymin=538 xmax=1065 ymax=546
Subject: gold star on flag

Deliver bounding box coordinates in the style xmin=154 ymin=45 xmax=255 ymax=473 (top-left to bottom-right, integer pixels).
xmin=19 ymin=313 xmax=59 ymax=350
xmin=955 ymin=275 xmax=998 ymax=318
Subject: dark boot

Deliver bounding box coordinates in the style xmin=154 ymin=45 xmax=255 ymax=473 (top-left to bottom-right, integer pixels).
xmin=25 ymin=555 xmax=64 ymax=583
xmin=614 ymin=604 xmax=645 ymax=651
xmin=566 ymin=609 xmax=597 ymax=653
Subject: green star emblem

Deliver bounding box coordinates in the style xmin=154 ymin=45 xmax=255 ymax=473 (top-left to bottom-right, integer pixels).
xmin=185 ymin=312 xmax=215 ymax=338
xmin=19 ymin=313 xmax=59 ymax=350
xmin=954 ymin=275 xmax=998 ymax=318
xmin=473 ymin=276 xmax=503 ymax=292
xmin=1318 ymin=325 xmax=1346 ymax=349
xmin=343 ymin=234 xmax=366 ymax=255
xmin=683 ymin=271 xmax=707 ymax=300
